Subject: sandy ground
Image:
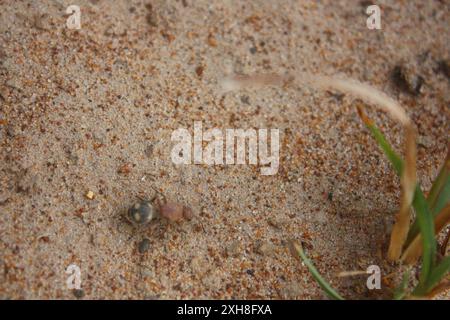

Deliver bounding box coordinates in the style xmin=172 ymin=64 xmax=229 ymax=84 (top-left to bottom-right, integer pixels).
xmin=0 ymin=0 xmax=449 ymax=299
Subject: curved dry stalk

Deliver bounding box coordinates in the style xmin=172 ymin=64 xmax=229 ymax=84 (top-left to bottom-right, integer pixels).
xmin=388 ymin=126 xmax=417 ymax=261
xmin=307 ymin=75 xmax=417 ymax=261
xmin=337 ymin=270 xmax=367 ymax=277
xmin=221 ymin=73 xmax=417 ymax=262
xmin=309 ymin=75 xmax=411 ymax=126
xmin=220 ymin=74 xmax=292 ymax=94
xmin=220 ymin=73 xmax=411 ymax=125
xmin=402 ymin=204 xmax=450 ymax=264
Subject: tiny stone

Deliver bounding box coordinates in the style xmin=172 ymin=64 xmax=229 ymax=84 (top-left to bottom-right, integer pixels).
xmin=411 ymin=75 xmax=424 ymax=95
xmin=72 ymin=289 xmax=85 ymax=299
xmin=118 ymin=163 xmax=131 ymax=174
xmin=38 ymin=235 xmax=50 ymax=243
xmin=240 ymin=95 xmax=250 ymax=105
xmin=85 ymin=190 xmax=94 ymax=200
xmin=138 ymin=238 xmax=151 ymax=254
xmin=195 ymin=66 xmax=204 ymax=78
xmin=436 ymin=60 xmax=450 ymax=79
xmin=391 ymin=65 xmax=423 ymax=96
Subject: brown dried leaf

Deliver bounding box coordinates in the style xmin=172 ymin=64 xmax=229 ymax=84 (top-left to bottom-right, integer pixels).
xmin=388 ymin=126 xmax=417 ymax=261
xmin=402 ymin=204 xmax=450 ymax=264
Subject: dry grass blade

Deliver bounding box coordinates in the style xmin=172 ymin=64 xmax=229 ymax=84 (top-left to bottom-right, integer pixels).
xmin=402 ymin=203 xmax=450 ymax=263
xmin=222 ymin=73 xmax=416 ymax=262
xmin=406 ymin=146 xmax=449 ymax=245
xmin=356 ymin=104 xmax=403 ymax=173
xmin=427 ymin=146 xmax=450 ymax=213
xmin=221 ymin=73 xmax=411 ymax=125
xmin=310 ymin=75 xmax=411 ymax=126
xmin=220 ymin=74 xmax=293 ymax=94
xmin=307 ymin=75 xmax=417 ymax=261
xmin=337 ymin=270 xmax=367 ymax=277
xmin=388 ymin=126 xmax=417 ymax=261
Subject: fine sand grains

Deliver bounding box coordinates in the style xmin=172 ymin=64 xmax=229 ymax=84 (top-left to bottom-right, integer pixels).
xmin=0 ymin=0 xmax=449 ymax=299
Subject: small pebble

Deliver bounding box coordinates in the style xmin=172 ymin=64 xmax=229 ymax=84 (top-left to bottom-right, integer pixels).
xmin=436 ymin=60 xmax=450 ymax=79
xmin=72 ymin=289 xmax=85 ymax=299
xmin=118 ymin=163 xmax=131 ymax=174
xmin=195 ymin=66 xmax=204 ymax=78
xmin=85 ymin=190 xmax=94 ymax=200
xmin=246 ymin=269 xmax=255 ymax=276
xmin=391 ymin=65 xmax=423 ymax=96
xmin=240 ymin=95 xmax=250 ymax=105
xmin=138 ymin=238 xmax=151 ymax=254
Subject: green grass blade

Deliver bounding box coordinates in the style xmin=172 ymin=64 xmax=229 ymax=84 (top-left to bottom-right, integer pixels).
xmin=366 ymin=119 xmax=436 ymax=254
xmin=427 ymin=151 xmax=450 ymax=212
xmin=412 ymin=189 xmax=437 ymax=287
xmin=393 ymin=270 xmax=410 ymax=300
xmin=431 ymin=178 xmax=450 ymax=216
xmin=292 ymin=242 xmax=344 ymax=300
xmin=365 ymin=123 xmax=403 ymax=175
xmin=361 ymin=116 xmax=437 ymax=284
xmin=414 ymin=255 xmax=450 ymax=296
xmin=407 ymin=166 xmax=449 ymax=244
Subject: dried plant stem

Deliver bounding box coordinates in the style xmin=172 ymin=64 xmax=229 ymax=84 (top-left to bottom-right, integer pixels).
xmin=221 ymin=73 xmax=417 ymax=262
xmin=308 ymin=75 xmax=417 ymax=262
xmin=388 ymin=126 xmax=417 ymax=261
xmin=402 ymin=204 xmax=450 ymax=263
xmin=337 ymin=270 xmax=367 ymax=277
